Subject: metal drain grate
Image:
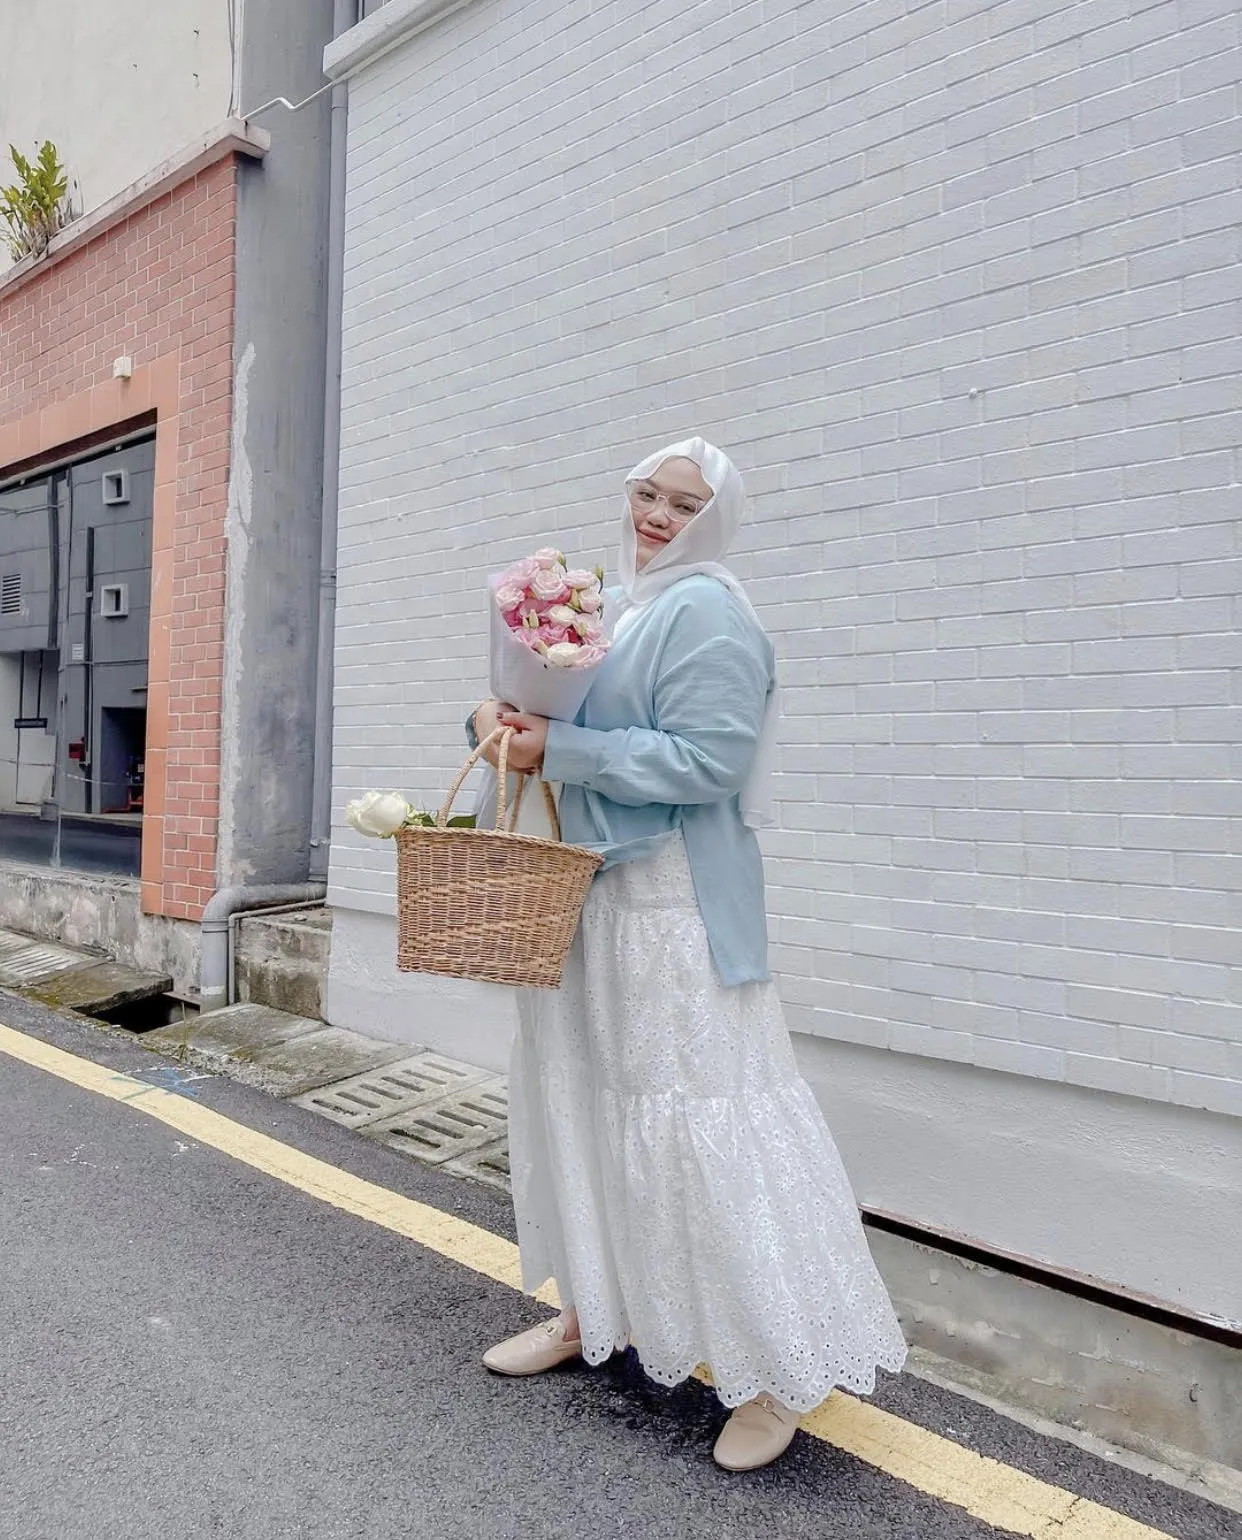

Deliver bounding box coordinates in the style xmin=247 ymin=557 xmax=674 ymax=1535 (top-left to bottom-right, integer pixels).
xmin=445 ymin=1139 xmax=511 ymax=1194
xmin=292 ymin=1046 xmax=514 ymax=1194
xmin=291 ymin=1052 xmax=490 ymax=1129
xmin=0 ymin=931 xmax=90 ymax=987
xmin=365 ymin=1076 xmax=509 ymax=1165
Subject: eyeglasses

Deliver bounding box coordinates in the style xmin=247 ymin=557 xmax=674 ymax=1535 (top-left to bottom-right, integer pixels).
xmin=627 ymin=480 xmax=707 ymax=523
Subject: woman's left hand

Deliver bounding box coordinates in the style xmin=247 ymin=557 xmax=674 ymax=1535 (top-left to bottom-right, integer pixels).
xmin=497 ymin=711 xmax=549 ymax=773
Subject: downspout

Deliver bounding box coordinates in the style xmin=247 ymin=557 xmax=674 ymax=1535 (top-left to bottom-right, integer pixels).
xmin=200 ymin=884 xmax=326 ymax=1014
xmin=198 ymin=1 xmax=354 ymax=1014
xmin=309 ymin=0 xmax=356 ymax=880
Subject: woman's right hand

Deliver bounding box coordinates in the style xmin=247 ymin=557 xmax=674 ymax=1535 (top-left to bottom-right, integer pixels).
xmin=473 ymin=699 xmax=512 ymax=767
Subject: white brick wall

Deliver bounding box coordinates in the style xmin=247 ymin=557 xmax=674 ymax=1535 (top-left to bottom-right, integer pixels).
xmin=330 ymin=0 xmax=1242 ymax=1118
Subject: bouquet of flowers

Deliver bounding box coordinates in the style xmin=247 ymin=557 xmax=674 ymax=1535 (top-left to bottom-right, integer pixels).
xmin=347 ymin=551 xmax=609 ymax=846
xmin=489 ymin=548 xmax=610 ymax=721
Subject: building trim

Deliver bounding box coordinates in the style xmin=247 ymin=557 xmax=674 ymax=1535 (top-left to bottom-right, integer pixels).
xmin=323 ymin=0 xmax=476 ymax=80
xmin=0 ymin=119 xmax=269 ymax=302
xmin=0 ymin=417 xmax=156 ymax=492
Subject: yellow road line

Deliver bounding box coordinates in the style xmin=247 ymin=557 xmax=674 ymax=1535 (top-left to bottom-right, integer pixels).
xmin=0 ymin=1022 xmax=557 ymax=1307
xmin=0 ymin=1020 xmax=1174 ymax=1540
xmin=802 ymin=1397 xmax=1168 ymax=1540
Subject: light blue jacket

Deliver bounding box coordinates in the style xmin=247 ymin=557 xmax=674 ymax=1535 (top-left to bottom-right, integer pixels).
xmin=540 ymin=575 xmax=775 ymax=987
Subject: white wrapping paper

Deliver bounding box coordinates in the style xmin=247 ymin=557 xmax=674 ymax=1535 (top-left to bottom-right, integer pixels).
xmin=474 ymin=575 xmax=608 ymax=835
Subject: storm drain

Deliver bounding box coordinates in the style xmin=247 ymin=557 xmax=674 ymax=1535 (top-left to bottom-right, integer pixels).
xmin=364 ymin=1074 xmax=512 ymax=1194
xmin=448 ymin=1138 xmax=512 ymax=1193
xmin=292 ymin=1052 xmax=514 ymax=1194
xmin=0 ymin=930 xmax=91 ymax=988
xmin=291 ymin=1052 xmax=490 ymax=1129
xmin=365 ymin=1076 xmax=509 ymax=1163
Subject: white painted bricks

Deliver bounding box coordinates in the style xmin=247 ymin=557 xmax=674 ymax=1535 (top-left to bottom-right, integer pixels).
xmin=330 ymin=0 xmax=1242 ymax=1118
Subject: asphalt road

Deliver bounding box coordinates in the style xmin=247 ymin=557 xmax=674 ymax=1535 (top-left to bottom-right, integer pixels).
xmin=1 ymin=992 xmax=1235 ymax=1540
xmin=0 ymin=813 xmax=140 ymax=877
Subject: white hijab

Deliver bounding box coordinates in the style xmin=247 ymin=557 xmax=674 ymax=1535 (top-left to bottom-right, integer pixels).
xmin=612 ymin=437 xmax=780 ymax=829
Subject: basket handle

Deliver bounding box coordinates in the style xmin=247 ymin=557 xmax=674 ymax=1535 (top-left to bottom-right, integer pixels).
xmin=438 ymin=727 xmax=561 ymax=841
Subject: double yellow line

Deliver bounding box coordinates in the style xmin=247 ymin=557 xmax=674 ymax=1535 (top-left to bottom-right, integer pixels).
xmin=0 ymin=1021 xmax=1175 ymax=1540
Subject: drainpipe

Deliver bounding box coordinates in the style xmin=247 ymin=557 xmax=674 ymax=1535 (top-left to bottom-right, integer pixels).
xmin=199 ymin=883 xmax=327 ymax=1014
xmin=199 ymin=4 xmax=354 ymax=1013
xmin=308 ymin=0 xmax=356 ymax=881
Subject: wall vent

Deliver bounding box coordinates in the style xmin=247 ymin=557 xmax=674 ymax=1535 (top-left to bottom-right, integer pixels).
xmin=0 ymin=573 xmax=21 ymax=615
xmin=102 ymin=469 xmax=130 ymax=505
xmin=100 ymin=583 xmax=129 ymax=618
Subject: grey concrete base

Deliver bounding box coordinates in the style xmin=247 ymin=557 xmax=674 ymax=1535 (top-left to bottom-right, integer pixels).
xmin=0 ymin=858 xmax=199 ymax=994
xmin=236 ymin=906 xmax=331 ymax=1018
xmin=790 ymin=1034 xmax=1242 ymax=1333
xmin=143 ymin=1001 xmax=410 ymax=1097
xmin=871 ymin=1228 xmax=1242 ymax=1479
xmin=323 ymin=905 xmax=517 ymax=1071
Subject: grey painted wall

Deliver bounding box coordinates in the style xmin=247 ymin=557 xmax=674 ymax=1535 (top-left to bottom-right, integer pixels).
xmin=219 ymin=0 xmax=338 ymax=887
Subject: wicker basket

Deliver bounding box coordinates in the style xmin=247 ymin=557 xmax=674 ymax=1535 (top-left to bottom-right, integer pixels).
xmin=394 ymin=728 xmax=603 ymax=988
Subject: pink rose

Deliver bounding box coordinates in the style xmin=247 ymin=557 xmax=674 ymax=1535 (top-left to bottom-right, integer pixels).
xmin=533 ymin=547 xmax=564 ymax=568
xmin=530 ymin=566 xmax=569 ymax=603
xmin=546 ymin=603 xmax=578 ymax=626
xmin=576 ymin=644 xmax=608 ymax=667
xmin=563 ymin=569 xmax=597 ymax=590
xmin=494 ymin=583 xmax=525 ymax=612
xmin=502 ymin=557 xmax=541 ymax=585
xmin=576 ymin=588 xmax=603 ymax=613
xmin=538 ymin=622 xmax=571 ymax=645
xmin=573 ymin=613 xmax=603 ymax=641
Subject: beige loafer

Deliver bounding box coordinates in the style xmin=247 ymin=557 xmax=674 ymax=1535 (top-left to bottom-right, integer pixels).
xmin=482 ymin=1317 xmax=582 ymax=1377
xmin=713 ymin=1393 xmax=802 ymax=1471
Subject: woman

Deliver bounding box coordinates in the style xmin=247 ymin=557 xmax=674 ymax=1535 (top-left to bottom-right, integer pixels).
xmin=470 ymin=438 xmax=906 ymax=1472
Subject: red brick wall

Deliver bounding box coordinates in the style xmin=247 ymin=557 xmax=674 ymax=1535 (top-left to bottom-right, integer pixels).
xmin=0 ymin=157 xmax=239 ymax=920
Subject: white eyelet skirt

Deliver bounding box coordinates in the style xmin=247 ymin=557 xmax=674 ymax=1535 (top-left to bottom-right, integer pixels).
xmin=507 ymin=834 xmax=908 ymax=1412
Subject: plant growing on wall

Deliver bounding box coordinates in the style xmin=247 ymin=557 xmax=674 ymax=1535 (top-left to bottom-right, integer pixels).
xmin=0 ymin=142 xmax=76 ymax=262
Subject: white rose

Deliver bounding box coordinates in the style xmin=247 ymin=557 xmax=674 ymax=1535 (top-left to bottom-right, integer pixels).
xmin=544 ymin=641 xmax=584 ymax=668
xmin=345 ymin=790 xmax=411 ymax=838
xmin=546 ymin=603 xmax=578 ymax=625
xmin=576 ymin=589 xmax=603 ymax=613
xmin=563 ymin=569 xmax=597 ymax=590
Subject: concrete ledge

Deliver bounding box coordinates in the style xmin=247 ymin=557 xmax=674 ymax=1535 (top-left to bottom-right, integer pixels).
xmin=0 ymin=858 xmax=198 ymax=994
xmin=145 ymin=1001 xmax=409 ymax=1097
xmin=324 ymin=0 xmax=477 ymax=81
xmin=0 ymin=119 xmax=270 ymax=301
xmin=25 ymin=961 xmax=172 ymax=1017
xmin=237 ymin=907 xmax=331 ymax=1019
xmin=874 ymin=1226 xmax=1242 ymax=1481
